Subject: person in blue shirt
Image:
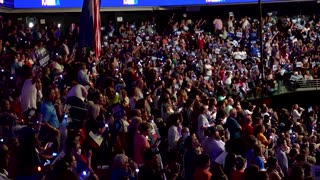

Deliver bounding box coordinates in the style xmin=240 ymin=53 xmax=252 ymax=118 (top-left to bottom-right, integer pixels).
xmin=253 ymin=144 xmax=266 ymax=171
xmin=41 ymin=88 xmax=59 ymax=129
xmin=41 ymin=87 xmax=60 ymax=149
xmin=251 ymin=43 xmax=259 ymax=57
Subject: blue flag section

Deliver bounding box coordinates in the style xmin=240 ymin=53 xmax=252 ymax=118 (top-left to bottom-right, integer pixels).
xmin=79 ymin=0 xmax=94 ymax=48
xmin=79 ymin=0 xmax=101 ymax=57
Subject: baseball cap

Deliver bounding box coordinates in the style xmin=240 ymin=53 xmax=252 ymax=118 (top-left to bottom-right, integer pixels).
xmin=243 ymin=109 xmax=253 ymax=116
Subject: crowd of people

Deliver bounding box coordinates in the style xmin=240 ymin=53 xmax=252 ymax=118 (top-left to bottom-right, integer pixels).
xmin=0 ymin=10 xmax=320 ymax=180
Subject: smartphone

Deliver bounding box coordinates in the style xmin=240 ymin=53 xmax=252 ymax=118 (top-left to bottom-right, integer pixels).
xmin=154 ymin=138 xmax=161 ymax=148
xmin=44 ymin=160 xmax=51 ymax=166
xmin=29 ymin=109 xmax=36 ymax=117
xmin=44 ymin=142 xmax=53 ymax=150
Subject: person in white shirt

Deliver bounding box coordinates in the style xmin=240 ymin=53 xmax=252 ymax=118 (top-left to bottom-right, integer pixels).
xmin=62 ymin=39 xmax=69 ymax=56
xmin=168 ymin=113 xmax=181 ymax=151
xmin=227 ymin=16 xmax=234 ymax=33
xmin=67 ymin=83 xmax=88 ymax=102
xmin=291 ymin=104 xmax=304 ymax=122
xmin=304 ymin=71 xmax=314 ymax=80
xmin=202 ymin=127 xmax=225 ymax=163
xmin=129 ymin=87 xmax=142 ymax=111
xmin=224 ymin=71 xmax=233 ymax=92
xmin=197 ymin=105 xmax=212 ymax=143
xmin=77 ymin=63 xmax=91 ymax=88
xmin=215 ymin=140 xmax=233 ymax=168
xmin=242 ymin=16 xmax=250 ymax=30
xmin=213 ymin=17 xmax=223 ymax=31
xmin=204 ymin=60 xmax=213 ymax=78
xmin=20 ymin=68 xmax=40 ymax=114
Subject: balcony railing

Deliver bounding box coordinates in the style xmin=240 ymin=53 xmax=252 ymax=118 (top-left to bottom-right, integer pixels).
xmin=294 ymin=79 xmax=320 ymax=91
xmin=246 ymin=79 xmax=320 ymax=100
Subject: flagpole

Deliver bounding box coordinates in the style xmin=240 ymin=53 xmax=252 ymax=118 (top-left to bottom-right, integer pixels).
xmin=259 ymin=0 xmax=264 ymax=80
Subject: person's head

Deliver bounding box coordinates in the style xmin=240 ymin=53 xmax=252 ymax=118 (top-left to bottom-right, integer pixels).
xmin=267 ymin=157 xmax=278 ymax=169
xmin=292 ymin=104 xmax=299 ymax=110
xmin=253 ymin=144 xmax=263 ymax=157
xmin=295 ymin=154 xmax=307 ymax=166
xmin=200 ymin=105 xmax=208 ymax=114
xmin=227 ymin=97 xmax=234 ymax=105
xmin=131 ymin=109 xmax=142 ymax=118
xmin=168 ymin=113 xmax=181 ymax=127
xmin=113 ymin=153 xmax=129 ymax=171
xmin=1 ymin=99 xmax=10 ymax=112
xmin=257 ymin=171 xmax=268 ymax=180
xmin=35 ymin=79 xmax=42 ymax=91
xmin=277 ymin=138 xmax=288 ymax=151
xmin=289 ymin=148 xmax=299 ymax=159
xmin=130 ymin=117 xmax=142 ymax=130
xmin=184 ymin=135 xmax=197 ymax=150
xmin=207 ymin=126 xmax=221 ymax=140
xmin=53 ymin=87 xmax=60 ymax=100
xmin=181 ymin=127 xmax=190 ymax=140
xmin=121 ymin=89 xmax=128 ymax=97
xmin=244 ymin=165 xmax=260 ymax=180
xmin=43 ymin=87 xmax=56 ymax=102
xmin=235 ymin=156 xmax=246 ymax=170
xmin=43 ymin=67 xmax=50 ymax=76
xmin=197 ymin=154 xmax=210 ymax=170
xmin=248 ymin=135 xmax=258 ymax=148
xmin=80 ymin=63 xmax=86 ymax=70
xmin=290 ymin=166 xmax=304 ymax=180
xmin=63 ymin=154 xmax=77 ymax=170
xmin=19 ymin=126 xmax=37 ymax=147
xmin=138 ymin=122 xmax=152 ymax=136
xmin=254 ymin=124 xmax=265 ymax=134
xmin=229 ymin=108 xmax=237 ymax=117
xmin=105 ymin=87 xmax=116 ymax=99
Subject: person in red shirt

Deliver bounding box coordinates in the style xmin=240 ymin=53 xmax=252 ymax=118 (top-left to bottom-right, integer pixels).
xmin=231 ymin=156 xmax=246 ymax=180
xmin=242 ymin=110 xmax=254 ymax=137
xmin=219 ymin=66 xmax=225 ymax=81
xmin=197 ymin=36 xmax=204 ymax=50
xmin=193 ymin=154 xmax=212 ymax=180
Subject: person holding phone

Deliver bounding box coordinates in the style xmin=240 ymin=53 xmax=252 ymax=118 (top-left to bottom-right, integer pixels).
xmin=133 ymin=122 xmax=151 ymax=166
xmin=41 ymin=88 xmax=60 ymax=151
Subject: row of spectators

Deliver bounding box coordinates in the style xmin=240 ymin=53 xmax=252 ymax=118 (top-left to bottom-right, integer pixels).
xmin=0 ymin=11 xmax=319 ymax=180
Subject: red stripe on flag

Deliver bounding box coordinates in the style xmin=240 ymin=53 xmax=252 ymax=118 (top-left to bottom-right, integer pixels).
xmin=93 ymin=0 xmax=101 ymax=58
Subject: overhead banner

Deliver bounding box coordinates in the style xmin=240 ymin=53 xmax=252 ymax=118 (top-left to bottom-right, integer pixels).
xmin=0 ymin=0 xmax=14 ymax=8
xmin=14 ymin=0 xmax=312 ymax=8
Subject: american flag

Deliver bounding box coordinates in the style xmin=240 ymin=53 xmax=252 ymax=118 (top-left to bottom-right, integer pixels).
xmin=79 ymin=0 xmax=101 ymax=58
xmin=92 ymin=0 xmax=101 ymax=58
